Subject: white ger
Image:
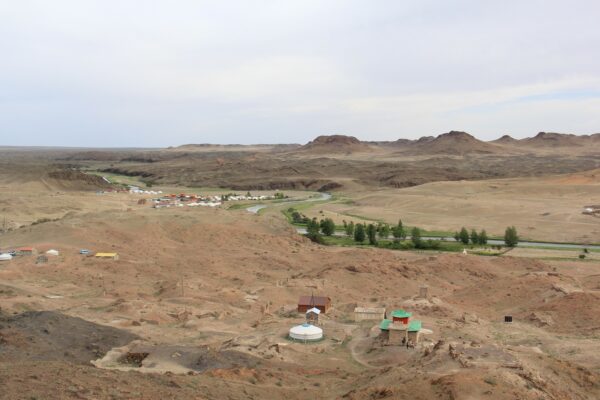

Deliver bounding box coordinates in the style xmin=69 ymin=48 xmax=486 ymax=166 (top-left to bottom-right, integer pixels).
xmin=289 ymin=323 xmax=323 ymax=342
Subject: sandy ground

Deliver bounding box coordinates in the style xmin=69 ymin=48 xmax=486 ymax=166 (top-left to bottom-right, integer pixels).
xmin=1 ymin=149 xmax=600 ymax=399
xmin=1 ymin=199 xmax=600 ymax=398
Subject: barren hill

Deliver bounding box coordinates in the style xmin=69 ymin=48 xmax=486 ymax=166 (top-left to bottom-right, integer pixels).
xmin=0 ymin=162 xmax=111 ymax=191
xmin=519 ymin=132 xmax=600 ymax=148
xmin=410 ymin=131 xmax=502 ymax=155
xmin=522 ymin=132 xmax=587 ymax=147
xmin=297 ymin=135 xmax=372 ymax=154
xmin=170 ymin=143 xmax=300 ymax=153
xmin=2 ymin=206 xmax=600 ymax=398
xmin=491 ymin=134 xmax=518 ymax=144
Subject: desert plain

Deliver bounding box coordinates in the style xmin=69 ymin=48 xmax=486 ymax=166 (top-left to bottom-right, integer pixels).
xmin=1 ymin=132 xmax=600 ymax=399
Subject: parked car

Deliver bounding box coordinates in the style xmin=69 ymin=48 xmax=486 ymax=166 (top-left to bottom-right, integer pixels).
xmin=79 ymin=249 xmax=90 ymax=255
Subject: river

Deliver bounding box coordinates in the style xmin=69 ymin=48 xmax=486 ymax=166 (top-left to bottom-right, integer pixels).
xmin=246 ymin=192 xmax=332 ymax=214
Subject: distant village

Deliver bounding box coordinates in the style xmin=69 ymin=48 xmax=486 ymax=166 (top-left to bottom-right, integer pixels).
xmin=97 ymin=183 xmax=286 ymax=209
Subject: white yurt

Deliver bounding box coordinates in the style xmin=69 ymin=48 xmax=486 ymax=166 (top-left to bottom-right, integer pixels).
xmin=46 ymin=249 xmax=60 ymax=256
xmin=289 ymin=323 xmax=323 ymax=342
xmin=0 ymin=253 xmax=12 ymax=261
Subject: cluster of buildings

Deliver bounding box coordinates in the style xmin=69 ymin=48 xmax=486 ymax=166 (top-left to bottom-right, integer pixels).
xmin=289 ymin=295 xmax=425 ymax=347
xmin=287 ymin=294 xmax=426 ymax=348
xmin=128 ymin=186 xmax=163 ymax=195
xmin=0 ymin=247 xmax=59 ymax=262
xmin=150 ymin=192 xmax=282 ymax=209
xmin=151 ymin=194 xmax=223 ymax=209
xmin=0 ymin=247 xmax=119 ymax=262
xmin=289 ymin=295 xmax=331 ymax=342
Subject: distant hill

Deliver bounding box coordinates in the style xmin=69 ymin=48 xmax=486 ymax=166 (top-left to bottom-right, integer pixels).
xmin=492 ymin=135 xmax=518 ymax=145
xmin=520 ymin=132 xmax=598 ymax=147
xmin=171 ymin=143 xmax=300 ymax=152
xmin=413 ymin=136 xmax=435 ymax=145
xmin=298 ymin=135 xmax=372 ymax=154
xmin=411 ymin=131 xmax=502 ymax=155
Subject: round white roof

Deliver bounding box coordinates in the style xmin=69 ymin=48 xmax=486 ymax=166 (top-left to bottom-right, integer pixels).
xmin=289 ymin=323 xmax=323 ymax=341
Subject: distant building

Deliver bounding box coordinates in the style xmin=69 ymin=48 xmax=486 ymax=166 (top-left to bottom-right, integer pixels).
xmin=16 ymin=247 xmax=35 ymax=256
xmin=306 ymin=307 xmax=321 ymax=325
xmin=95 ymin=252 xmax=119 ymax=260
xmin=354 ymin=307 xmax=386 ymax=322
xmin=298 ymin=295 xmax=331 ymax=313
xmin=379 ymin=309 xmax=423 ymax=346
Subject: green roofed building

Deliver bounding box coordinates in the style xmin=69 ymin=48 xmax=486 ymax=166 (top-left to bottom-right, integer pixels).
xmin=379 ymin=309 xmax=422 ymax=346
xmin=390 ymin=310 xmax=412 ymax=319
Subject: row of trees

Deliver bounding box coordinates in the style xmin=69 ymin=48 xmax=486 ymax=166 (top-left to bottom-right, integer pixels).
xmin=298 ymin=208 xmax=520 ymax=248
xmin=454 ymin=227 xmax=488 ymax=245
xmin=350 ymin=221 xmax=436 ymax=249
xmin=453 ymin=226 xmax=519 ymax=247
xmin=343 ymin=219 xmax=407 ymax=240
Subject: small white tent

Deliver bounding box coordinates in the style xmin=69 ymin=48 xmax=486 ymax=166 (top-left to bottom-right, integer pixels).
xmin=0 ymin=253 xmax=12 ymax=261
xmin=46 ymin=249 xmax=59 ymax=256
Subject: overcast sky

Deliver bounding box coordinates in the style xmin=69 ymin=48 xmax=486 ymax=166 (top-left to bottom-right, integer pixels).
xmin=1 ymin=1 xmax=600 ymax=147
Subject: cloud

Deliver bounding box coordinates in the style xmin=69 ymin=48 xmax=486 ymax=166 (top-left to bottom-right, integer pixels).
xmin=1 ymin=1 xmax=599 ymax=146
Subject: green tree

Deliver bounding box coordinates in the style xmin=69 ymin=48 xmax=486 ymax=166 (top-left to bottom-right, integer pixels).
xmin=504 ymin=226 xmax=519 ymax=247
xmin=345 ymin=221 xmax=355 ymax=236
xmin=378 ymin=224 xmax=390 ymax=239
xmin=392 ymin=220 xmax=405 ymax=240
xmin=306 ymin=218 xmax=322 ymax=243
xmin=354 ymin=223 xmax=366 ymax=243
xmin=470 ymin=229 xmax=479 ymax=245
xmin=459 ymin=227 xmax=470 ymax=245
xmin=367 ymin=224 xmax=378 ymax=245
xmin=291 ymin=211 xmax=302 ymax=223
xmin=321 ymin=218 xmax=336 ymax=236
xmin=307 ymin=218 xmax=320 ymax=236
xmin=411 ymin=227 xmax=422 ymax=248
xmin=479 ymin=229 xmax=488 ymax=245
xmin=453 ymin=231 xmax=460 ymax=242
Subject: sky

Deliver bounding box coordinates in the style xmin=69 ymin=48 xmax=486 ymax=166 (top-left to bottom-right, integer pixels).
xmin=1 ymin=1 xmax=600 ymax=147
